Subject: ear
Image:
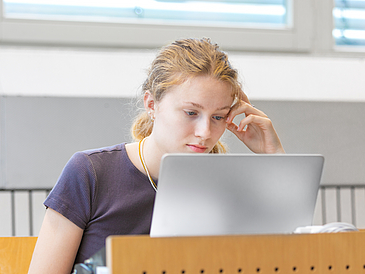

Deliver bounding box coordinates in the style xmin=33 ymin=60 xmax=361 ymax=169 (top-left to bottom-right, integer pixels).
xmin=144 ymin=90 xmax=155 ymax=117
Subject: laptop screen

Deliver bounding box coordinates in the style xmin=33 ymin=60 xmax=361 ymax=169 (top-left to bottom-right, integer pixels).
xmin=150 ymin=154 xmax=324 ymax=237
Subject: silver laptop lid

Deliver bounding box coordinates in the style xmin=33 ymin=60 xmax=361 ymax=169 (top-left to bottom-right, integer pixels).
xmin=150 ymin=154 xmax=324 ymax=237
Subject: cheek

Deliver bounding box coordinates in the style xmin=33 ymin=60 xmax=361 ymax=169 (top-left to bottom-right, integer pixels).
xmin=172 ymin=118 xmax=196 ymax=136
xmin=215 ymin=123 xmax=227 ymax=137
xmin=155 ymin=111 xmax=192 ymax=135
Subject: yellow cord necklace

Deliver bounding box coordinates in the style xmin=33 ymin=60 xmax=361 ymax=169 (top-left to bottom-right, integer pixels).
xmin=138 ymin=138 xmax=157 ymax=192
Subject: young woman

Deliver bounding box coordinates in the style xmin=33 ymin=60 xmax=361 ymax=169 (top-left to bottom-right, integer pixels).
xmin=28 ymin=38 xmax=284 ymax=274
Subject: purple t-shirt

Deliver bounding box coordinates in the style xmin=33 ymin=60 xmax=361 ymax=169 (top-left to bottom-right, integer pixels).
xmin=44 ymin=143 xmax=156 ymax=264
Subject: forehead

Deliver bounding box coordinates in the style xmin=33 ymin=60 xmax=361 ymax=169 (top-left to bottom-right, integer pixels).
xmin=160 ymin=76 xmax=234 ymax=106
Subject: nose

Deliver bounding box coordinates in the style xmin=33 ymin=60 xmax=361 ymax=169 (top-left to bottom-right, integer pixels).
xmin=195 ymin=117 xmax=211 ymax=140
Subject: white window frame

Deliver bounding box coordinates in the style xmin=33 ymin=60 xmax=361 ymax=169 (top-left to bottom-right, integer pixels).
xmin=0 ymin=0 xmax=314 ymax=52
xmin=315 ymin=0 xmax=365 ymax=56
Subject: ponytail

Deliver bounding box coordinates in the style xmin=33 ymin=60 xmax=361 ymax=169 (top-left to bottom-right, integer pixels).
xmin=131 ymin=112 xmax=153 ymax=142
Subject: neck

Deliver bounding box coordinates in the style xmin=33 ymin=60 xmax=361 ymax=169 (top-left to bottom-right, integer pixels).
xmin=141 ymin=136 xmax=163 ymax=180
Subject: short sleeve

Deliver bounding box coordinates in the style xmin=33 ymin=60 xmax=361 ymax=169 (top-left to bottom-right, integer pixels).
xmin=44 ymin=152 xmax=97 ymax=229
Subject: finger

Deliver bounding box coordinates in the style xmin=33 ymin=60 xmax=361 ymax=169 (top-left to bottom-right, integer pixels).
xmin=236 ymin=114 xmax=272 ymax=132
xmin=239 ymin=89 xmax=251 ymax=104
xmin=226 ymin=121 xmax=245 ymax=138
xmin=226 ymin=101 xmax=266 ymax=124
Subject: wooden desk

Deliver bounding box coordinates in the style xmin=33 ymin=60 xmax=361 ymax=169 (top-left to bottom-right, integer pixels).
xmin=0 ymin=237 xmax=37 ymax=274
xmin=107 ymin=232 xmax=365 ymax=274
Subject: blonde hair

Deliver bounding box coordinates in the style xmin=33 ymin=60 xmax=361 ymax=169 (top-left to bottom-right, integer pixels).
xmin=131 ymin=37 xmax=244 ymax=153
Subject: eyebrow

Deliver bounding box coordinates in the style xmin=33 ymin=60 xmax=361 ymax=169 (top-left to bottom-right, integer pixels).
xmin=184 ymin=102 xmax=231 ymax=111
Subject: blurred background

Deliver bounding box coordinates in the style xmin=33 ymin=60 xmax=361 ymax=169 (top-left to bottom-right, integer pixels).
xmin=0 ymin=0 xmax=364 ymax=236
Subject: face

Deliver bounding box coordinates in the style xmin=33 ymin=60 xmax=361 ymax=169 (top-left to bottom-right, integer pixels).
xmin=147 ymin=75 xmax=234 ymax=155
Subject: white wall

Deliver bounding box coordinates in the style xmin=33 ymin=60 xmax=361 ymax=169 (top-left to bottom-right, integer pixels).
xmin=1 ymin=46 xmax=365 ymax=102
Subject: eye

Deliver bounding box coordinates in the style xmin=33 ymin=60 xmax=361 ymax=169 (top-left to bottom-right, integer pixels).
xmin=213 ymin=115 xmax=226 ymax=121
xmin=185 ymin=111 xmax=197 ymax=116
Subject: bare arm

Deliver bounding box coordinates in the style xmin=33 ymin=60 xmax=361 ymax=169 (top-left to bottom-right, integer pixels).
xmin=28 ymin=208 xmax=84 ymax=274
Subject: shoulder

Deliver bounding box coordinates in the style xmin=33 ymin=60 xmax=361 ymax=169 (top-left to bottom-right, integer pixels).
xmin=45 ymin=144 xmax=128 ymax=227
xmin=71 ymin=143 xmax=126 ymax=164
xmin=60 ymin=143 xmax=127 ymax=180
xmin=80 ymin=143 xmax=125 ymax=158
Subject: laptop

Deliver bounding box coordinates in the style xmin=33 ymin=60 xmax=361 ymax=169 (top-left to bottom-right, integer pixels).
xmin=150 ymin=154 xmax=324 ymax=237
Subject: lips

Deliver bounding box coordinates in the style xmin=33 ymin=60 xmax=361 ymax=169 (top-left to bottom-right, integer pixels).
xmin=187 ymin=144 xmax=208 ymax=153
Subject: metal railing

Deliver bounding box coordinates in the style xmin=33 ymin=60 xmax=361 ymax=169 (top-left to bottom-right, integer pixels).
xmin=0 ymin=188 xmax=51 ymax=236
xmin=319 ymin=184 xmax=365 ymax=226
xmin=1 ymin=185 xmax=365 ymax=236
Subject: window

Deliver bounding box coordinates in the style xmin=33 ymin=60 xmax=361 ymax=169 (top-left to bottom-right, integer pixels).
xmin=333 ymin=0 xmax=365 ymax=47
xmin=0 ymin=0 xmax=312 ymax=52
xmin=3 ymin=0 xmax=288 ymax=28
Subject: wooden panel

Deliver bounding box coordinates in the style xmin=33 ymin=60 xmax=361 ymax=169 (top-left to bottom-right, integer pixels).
xmin=107 ymin=233 xmax=365 ymax=274
xmin=0 ymin=237 xmax=37 ymax=274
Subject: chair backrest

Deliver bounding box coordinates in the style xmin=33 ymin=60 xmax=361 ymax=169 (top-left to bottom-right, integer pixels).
xmin=0 ymin=237 xmax=37 ymax=274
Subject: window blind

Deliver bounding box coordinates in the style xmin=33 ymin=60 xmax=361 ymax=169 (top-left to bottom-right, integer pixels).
xmin=3 ymin=0 xmax=288 ymax=29
xmin=333 ymin=0 xmax=365 ymax=46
